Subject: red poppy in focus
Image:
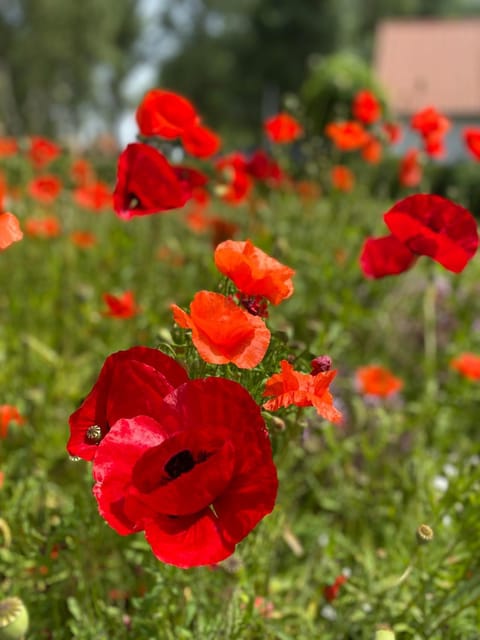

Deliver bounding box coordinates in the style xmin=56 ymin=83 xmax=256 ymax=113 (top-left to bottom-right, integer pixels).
xmin=0 ymin=212 xmax=23 ymax=250
xmin=361 ymin=136 xmax=382 ymax=164
xmin=352 ymin=90 xmax=381 ymax=125
xmin=360 ymin=235 xmax=416 ymax=279
xmin=74 ymin=181 xmax=112 ymax=211
xmin=102 ymin=291 xmax=141 ymax=319
xmin=92 ymin=377 xmax=278 ymax=567
xmin=28 ymin=136 xmax=61 ymax=169
xmin=113 ymin=143 xmax=192 ymax=220
xmin=25 ymin=216 xmax=61 ymax=238
xmin=331 ymin=165 xmax=355 ymax=192
xmin=324 ymin=575 xmax=348 ymax=603
xmin=384 ymin=194 xmax=479 ymax=273
xmin=399 ymin=149 xmax=422 ymax=188
xmin=263 ymin=360 xmax=343 ymax=424
xmin=181 ymin=122 xmax=221 ymax=158
xmin=355 ymin=365 xmax=403 ymax=397
xmin=450 ymin=353 xmax=480 ymax=380
xmin=171 ymin=291 xmax=270 ymax=369
xmin=71 ymin=158 xmax=95 ymax=186
xmin=383 ymin=122 xmax=402 ymax=145
xmin=0 ymin=405 xmax=25 ymax=438
xmin=27 ymin=175 xmax=62 ymax=204
xmin=325 ymin=121 xmax=369 ymax=151
xmin=463 ymin=128 xmax=480 ymax=161
xmin=136 ymin=89 xmax=197 ymax=139
xmin=70 ymin=230 xmax=97 ymax=248
xmin=0 ymin=138 xmax=18 ymax=157
xmin=214 ymin=239 xmax=295 ymax=305
xmin=67 ymin=347 xmax=189 ymax=461
xmin=264 ymin=113 xmax=303 ymax=144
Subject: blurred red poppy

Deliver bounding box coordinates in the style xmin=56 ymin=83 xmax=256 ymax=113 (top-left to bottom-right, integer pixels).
xmin=411 ymin=106 xmax=450 ymax=138
xmin=68 ymin=347 xmax=189 ymax=461
xmin=0 ymin=137 xmax=18 ymax=157
xmin=352 ymin=90 xmax=381 ymax=124
xmin=450 ymin=353 xmax=480 ymax=380
xmin=360 ymin=235 xmax=416 ymax=279
xmin=361 ymin=136 xmax=382 ymax=164
xmin=181 ymin=122 xmax=221 ymax=158
xmin=71 ymin=158 xmax=95 ymax=186
xmin=399 ymin=149 xmax=422 ymax=188
xmin=214 ymin=239 xmax=295 ymax=304
xmin=102 ymin=291 xmax=141 ymax=319
xmin=24 ymin=216 xmax=61 ymax=238
xmin=0 ymin=405 xmax=25 ymax=438
xmin=28 ymin=136 xmax=61 ymax=169
xmin=70 ymin=230 xmax=97 ymax=248
xmin=92 ymin=377 xmax=278 ymax=567
xmin=464 ymin=128 xmax=480 ymax=161
xmin=355 ymin=365 xmax=403 ymax=397
xmin=28 ymin=175 xmax=62 ymax=204
xmin=0 ymin=212 xmax=23 ymax=250
xmin=136 ymin=89 xmax=197 ymax=139
xmin=325 ymin=121 xmax=369 ymax=151
xmin=113 ymin=143 xmax=192 ymax=220
xmin=74 ymin=181 xmax=112 ymax=211
xmin=384 ymin=194 xmax=478 ymax=273
xmin=263 ymin=360 xmax=343 ymax=424
xmin=246 ymin=150 xmax=284 ymax=185
xmin=264 ymin=113 xmax=303 ymax=144
xmin=216 ymin=164 xmax=252 ymax=205
xmin=331 ymin=165 xmax=355 ymax=192
xmin=171 ymin=291 xmax=270 ymax=369
xmin=324 ymin=575 xmax=348 ymax=602
xmin=383 ymin=122 xmax=402 ymax=145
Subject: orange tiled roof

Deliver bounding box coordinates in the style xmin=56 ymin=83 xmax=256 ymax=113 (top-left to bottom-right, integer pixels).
xmin=374 ymin=19 xmax=480 ymax=115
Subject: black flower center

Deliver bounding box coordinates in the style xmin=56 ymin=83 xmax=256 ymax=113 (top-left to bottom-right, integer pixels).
xmin=164 ymin=449 xmax=195 ymax=479
xmin=126 ymin=192 xmax=141 ymax=209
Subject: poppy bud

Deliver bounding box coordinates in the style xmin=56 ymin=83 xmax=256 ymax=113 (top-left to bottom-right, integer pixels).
xmin=0 ymin=597 xmax=29 ymax=640
xmin=311 ymin=355 xmax=332 ymax=375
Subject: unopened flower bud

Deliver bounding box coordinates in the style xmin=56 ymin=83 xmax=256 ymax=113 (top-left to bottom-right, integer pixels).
xmin=311 ymin=355 xmax=332 ymax=375
xmin=416 ymin=524 xmax=434 ymax=545
xmin=0 ymin=597 xmax=29 ymax=640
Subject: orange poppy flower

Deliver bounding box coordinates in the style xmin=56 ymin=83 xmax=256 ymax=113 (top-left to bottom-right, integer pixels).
xmin=71 ymin=158 xmax=96 ymax=186
xmin=102 ymin=291 xmax=141 ymax=319
xmin=355 ymin=365 xmax=403 ymax=397
xmin=0 ymin=212 xmax=23 ymax=250
xmin=0 ymin=404 xmax=25 ymax=438
xmin=0 ymin=137 xmax=18 ymax=157
xmin=399 ymin=149 xmax=422 ymax=188
xmin=73 ymin=181 xmax=112 ymax=211
xmin=263 ymin=360 xmax=343 ymax=424
xmin=24 ymin=215 xmax=61 ymax=238
xmin=136 ymin=89 xmax=197 ymax=139
xmin=0 ymin=470 xmax=4 ymax=488
xmin=171 ymin=291 xmax=270 ymax=369
xmin=325 ymin=121 xmax=369 ymax=151
xmin=214 ymin=239 xmax=295 ymax=305
xmin=264 ymin=113 xmax=303 ymax=144
xmin=28 ymin=136 xmax=61 ymax=169
xmin=70 ymin=230 xmax=97 ymax=248
xmin=361 ymin=136 xmax=382 ymax=164
xmin=450 ymin=353 xmax=480 ymax=380
xmin=27 ymin=175 xmax=62 ymax=204
xmin=331 ymin=165 xmax=355 ymax=192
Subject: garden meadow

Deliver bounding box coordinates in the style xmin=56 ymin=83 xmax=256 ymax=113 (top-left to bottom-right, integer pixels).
xmin=1 ymin=89 xmax=480 ymax=639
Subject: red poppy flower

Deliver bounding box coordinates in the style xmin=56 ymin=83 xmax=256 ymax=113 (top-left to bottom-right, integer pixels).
xmin=383 ymin=122 xmax=402 ymax=145
xmin=74 ymin=181 xmax=112 ymax=211
xmin=0 ymin=212 xmax=23 ymax=250
xmin=325 ymin=121 xmax=370 ymax=151
xmin=71 ymin=158 xmax=95 ymax=186
xmin=102 ymin=291 xmax=141 ymax=319
xmin=27 ymin=175 xmax=62 ymax=204
xmin=264 ymin=113 xmax=303 ymax=144
xmin=92 ymin=377 xmax=278 ymax=567
xmin=361 ymin=136 xmax=382 ymax=164
xmin=352 ymin=90 xmax=381 ymax=125
xmin=246 ymin=150 xmax=284 ymax=185
xmin=181 ymin=122 xmax=221 ymax=158
xmin=411 ymin=106 xmax=450 ymax=138
xmin=360 ymin=235 xmax=416 ymax=279
xmin=28 ymin=136 xmax=61 ymax=169
xmin=331 ymin=165 xmax=355 ymax=192
xmin=24 ymin=216 xmax=61 ymax=238
xmin=463 ymin=128 xmax=480 ymax=161
xmin=384 ymin=194 xmax=479 ymax=273
xmin=136 ymin=89 xmax=197 ymax=139
xmin=0 ymin=138 xmax=18 ymax=157
xmin=355 ymin=365 xmax=403 ymax=397
xmin=450 ymin=353 xmax=480 ymax=380
xmin=324 ymin=575 xmax=348 ymax=602
xmin=263 ymin=360 xmax=343 ymax=424
xmin=171 ymin=291 xmax=270 ymax=369
xmin=215 ymin=164 xmax=252 ymax=205
xmin=423 ymin=131 xmax=445 ymax=158
xmin=214 ymin=239 xmax=295 ymax=305
xmin=70 ymin=230 xmax=97 ymax=248
xmin=113 ymin=143 xmax=192 ymax=220
xmin=0 ymin=405 xmax=25 ymax=438
xmin=399 ymin=149 xmax=422 ymax=188
xmin=174 ymin=165 xmax=209 ymax=194
xmin=67 ymin=347 xmax=189 ymax=461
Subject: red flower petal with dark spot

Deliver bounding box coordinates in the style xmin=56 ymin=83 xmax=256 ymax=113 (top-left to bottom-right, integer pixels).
xmin=360 ymin=235 xmax=416 ymax=278
xmin=136 ymin=89 xmax=198 ymax=139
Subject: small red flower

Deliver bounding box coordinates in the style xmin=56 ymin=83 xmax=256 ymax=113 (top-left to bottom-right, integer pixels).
xmin=325 ymin=121 xmax=369 ymax=151
xmin=67 ymin=347 xmax=189 ymax=461
xmin=246 ymin=150 xmax=284 ymax=185
xmin=383 ymin=122 xmax=402 ymax=145
xmin=71 ymin=158 xmax=95 ymax=186
xmin=92 ymin=377 xmax=278 ymax=567
xmin=355 ymin=365 xmax=403 ymax=397
xmin=113 ymin=143 xmax=192 ymax=220
xmin=214 ymin=239 xmax=295 ymax=305
xmin=264 ymin=113 xmax=303 ymax=144
xmin=171 ymin=291 xmax=271 ymax=369
xmin=27 ymin=175 xmax=62 ymax=204
xmin=384 ymin=194 xmax=479 ymax=273
xmin=0 ymin=212 xmax=23 ymax=250
xmin=102 ymin=291 xmax=141 ymax=319
xmin=450 ymin=353 xmax=480 ymax=380
xmin=263 ymin=360 xmax=343 ymax=424
xmin=360 ymin=235 xmax=416 ymax=279
xmin=463 ymin=128 xmax=480 ymax=161
xmin=24 ymin=216 xmax=61 ymax=238
xmin=181 ymin=122 xmax=221 ymax=158
xmin=0 ymin=405 xmax=25 ymax=438
xmin=399 ymin=149 xmax=422 ymax=188
xmin=74 ymin=181 xmax=112 ymax=211
xmin=352 ymin=90 xmax=381 ymax=125
xmin=70 ymin=230 xmax=97 ymax=248
xmin=136 ymin=89 xmax=197 ymax=139
xmin=331 ymin=165 xmax=355 ymax=192
xmin=215 ymin=157 xmax=252 ymax=205
xmin=411 ymin=106 xmax=450 ymax=139
xmin=361 ymin=136 xmax=382 ymax=164
xmin=323 ymin=575 xmax=347 ymax=603
xmin=0 ymin=138 xmax=18 ymax=157
xmin=28 ymin=136 xmax=61 ymax=169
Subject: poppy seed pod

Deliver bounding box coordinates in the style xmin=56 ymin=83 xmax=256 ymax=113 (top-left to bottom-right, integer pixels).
xmin=0 ymin=597 xmax=29 ymax=640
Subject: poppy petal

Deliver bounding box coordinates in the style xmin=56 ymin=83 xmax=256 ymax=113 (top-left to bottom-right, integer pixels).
xmin=360 ymin=235 xmax=417 ymax=278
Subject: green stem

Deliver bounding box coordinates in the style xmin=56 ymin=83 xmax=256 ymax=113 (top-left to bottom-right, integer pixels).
xmin=423 ymin=275 xmax=438 ymax=403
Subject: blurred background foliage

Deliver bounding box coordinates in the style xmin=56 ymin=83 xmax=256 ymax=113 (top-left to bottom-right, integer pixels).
xmin=0 ymin=0 xmax=479 ymax=143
